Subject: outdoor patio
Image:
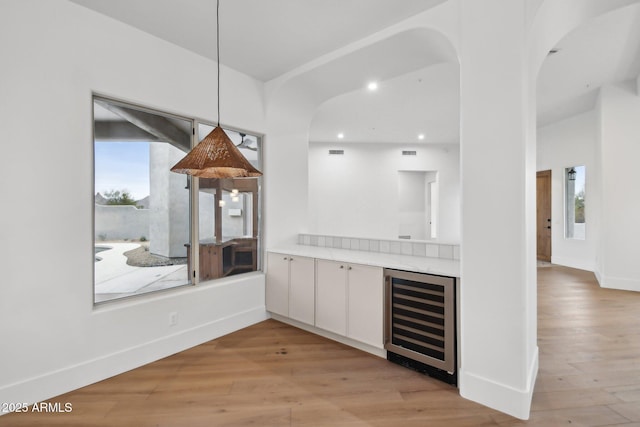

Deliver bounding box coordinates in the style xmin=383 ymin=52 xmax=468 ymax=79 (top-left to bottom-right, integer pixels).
xmin=94 ymin=242 xmax=188 ymax=303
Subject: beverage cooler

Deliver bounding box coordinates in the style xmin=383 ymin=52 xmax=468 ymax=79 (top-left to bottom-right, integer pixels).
xmin=384 ymin=269 xmax=457 ymax=385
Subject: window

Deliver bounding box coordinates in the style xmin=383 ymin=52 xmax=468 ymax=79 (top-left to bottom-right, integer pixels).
xmin=195 ymin=123 xmax=261 ymax=282
xmin=565 ymin=165 xmax=585 ymax=240
xmin=93 ymin=96 xmax=262 ymax=303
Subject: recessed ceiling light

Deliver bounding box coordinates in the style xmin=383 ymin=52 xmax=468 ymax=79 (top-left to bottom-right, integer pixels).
xmin=418 ymin=134 xmax=425 ymax=140
xmin=367 ymin=81 xmax=378 ymax=91
xmin=337 ymin=133 xmax=344 ymax=139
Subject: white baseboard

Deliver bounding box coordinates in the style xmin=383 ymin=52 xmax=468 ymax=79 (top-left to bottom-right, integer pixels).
xmin=599 ymin=275 xmax=640 ymax=292
xmin=0 ymin=307 xmax=268 ymax=413
xmin=270 ymin=314 xmax=386 ymax=359
xmin=459 ymin=346 xmax=538 ymax=420
xmin=551 ymin=255 xmax=594 ymax=272
xmin=594 ymin=267 xmax=603 ymax=285
xmin=594 ymin=264 xmax=640 ymax=292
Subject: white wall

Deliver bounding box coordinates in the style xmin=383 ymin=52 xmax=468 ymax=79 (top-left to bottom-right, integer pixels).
xmin=597 ymin=83 xmax=640 ymax=291
xmin=458 ymin=0 xmax=538 ymax=419
xmin=264 ymin=81 xmax=317 ymax=248
xmin=149 ymin=143 xmax=190 ymax=258
xmin=308 ymin=142 xmax=460 ymax=242
xmin=95 ymin=205 xmax=149 ymax=241
xmin=537 ymin=111 xmax=599 ymax=271
xmin=199 ymin=192 xmax=216 ymax=240
xmin=0 ymin=0 xmax=267 ymax=407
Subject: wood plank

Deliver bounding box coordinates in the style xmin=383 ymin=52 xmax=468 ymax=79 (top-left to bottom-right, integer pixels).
xmin=2 ymin=265 xmax=640 ymax=426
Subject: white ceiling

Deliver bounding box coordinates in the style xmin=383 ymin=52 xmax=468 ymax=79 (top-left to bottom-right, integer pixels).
xmin=310 ymin=63 xmax=460 ymax=144
xmin=71 ymin=0 xmax=640 ymax=144
xmin=537 ymin=3 xmax=640 ymax=127
xmin=70 ymin=0 xmax=446 ymax=82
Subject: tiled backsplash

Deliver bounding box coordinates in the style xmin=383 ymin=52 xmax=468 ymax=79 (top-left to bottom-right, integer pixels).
xmin=298 ymin=234 xmax=460 ymax=260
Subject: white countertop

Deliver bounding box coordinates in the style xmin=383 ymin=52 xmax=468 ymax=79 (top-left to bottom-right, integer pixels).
xmin=268 ymin=244 xmax=460 ymax=277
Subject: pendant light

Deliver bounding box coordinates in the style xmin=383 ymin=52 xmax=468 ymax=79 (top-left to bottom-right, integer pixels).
xmin=170 ymin=0 xmax=262 ymax=179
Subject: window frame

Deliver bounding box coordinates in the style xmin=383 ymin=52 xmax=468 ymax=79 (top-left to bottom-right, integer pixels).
xmin=92 ymin=94 xmax=263 ymax=305
xmin=564 ymin=165 xmax=586 ymax=241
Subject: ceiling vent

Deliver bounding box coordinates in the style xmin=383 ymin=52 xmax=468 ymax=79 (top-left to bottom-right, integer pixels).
xmin=402 ymin=150 xmax=417 ymax=156
xmin=329 ymin=149 xmax=344 ymax=155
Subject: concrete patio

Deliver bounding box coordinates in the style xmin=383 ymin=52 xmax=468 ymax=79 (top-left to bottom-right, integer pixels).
xmin=94 ymin=242 xmax=188 ymax=303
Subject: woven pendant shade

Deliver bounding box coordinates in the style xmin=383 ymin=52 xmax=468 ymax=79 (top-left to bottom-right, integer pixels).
xmin=171 ymin=126 xmax=262 ymax=178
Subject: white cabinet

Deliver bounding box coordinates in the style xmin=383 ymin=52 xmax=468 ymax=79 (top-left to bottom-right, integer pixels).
xmin=315 ymin=259 xmax=384 ymax=348
xmin=266 ymin=252 xmax=315 ymax=325
xmin=347 ymin=263 xmax=384 ymax=348
xmin=315 ymin=260 xmax=348 ymax=335
xmin=265 ymin=253 xmax=289 ymax=317
xmin=289 ymin=255 xmax=315 ymax=324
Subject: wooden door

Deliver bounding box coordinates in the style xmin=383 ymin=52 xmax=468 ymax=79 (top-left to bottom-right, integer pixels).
xmin=537 ymin=170 xmax=552 ymax=261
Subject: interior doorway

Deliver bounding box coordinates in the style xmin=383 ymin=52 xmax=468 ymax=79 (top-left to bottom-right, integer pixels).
xmin=398 ymin=171 xmax=437 ymax=240
xmin=536 ymin=170 xmax=552 ymax=261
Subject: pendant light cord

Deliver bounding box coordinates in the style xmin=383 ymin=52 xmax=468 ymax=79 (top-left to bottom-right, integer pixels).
xmin=216 ymin=0 xmax=221 ymax=127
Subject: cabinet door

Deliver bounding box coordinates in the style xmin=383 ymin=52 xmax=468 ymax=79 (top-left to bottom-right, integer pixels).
xmin=266 ymin=252 xmax=290 ymax=316
xmin=315 ymin=259 xmax=347 ymax=335
xmin=347 ymin=264 xmax=384 ymax=348
xmin=288 ymin=256 xmax=315 ymax=325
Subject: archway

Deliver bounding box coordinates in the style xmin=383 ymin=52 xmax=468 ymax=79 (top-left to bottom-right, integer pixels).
xmin=264 ymin=25 xmax=460 ymax=248
xmin=534 ymin=0 xmax=640 ymax=282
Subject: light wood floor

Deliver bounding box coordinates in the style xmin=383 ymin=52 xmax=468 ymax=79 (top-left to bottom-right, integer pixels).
xmin=2 ymin=265 xmax=639 ymax=426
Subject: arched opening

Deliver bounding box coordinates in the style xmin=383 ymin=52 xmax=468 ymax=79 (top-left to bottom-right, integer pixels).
xmin=535 ymin=2 xmax=640 ymax=280
xmin=303 ymin=29 xmax=460 ymax=242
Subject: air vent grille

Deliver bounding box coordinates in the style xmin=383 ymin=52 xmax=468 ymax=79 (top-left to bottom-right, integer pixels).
xmin=329 ymin=149 xmax=344 ymax=155
xmin=402 ymin=150 xmax=417 ymax=156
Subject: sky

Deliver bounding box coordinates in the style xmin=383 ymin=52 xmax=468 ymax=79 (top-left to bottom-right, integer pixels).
xmin=94 ymin=134 xmax=257 ymax=203
xmin=94 ymin=141 xmax=150 ymax=201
